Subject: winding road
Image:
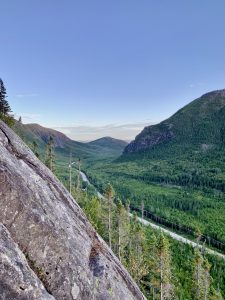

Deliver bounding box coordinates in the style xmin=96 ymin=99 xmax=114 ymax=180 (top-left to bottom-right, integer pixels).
xmin=80 ymin=171 xmax=225 ymax=260
xmin=135 ymin=215 xmax=225 ymax=260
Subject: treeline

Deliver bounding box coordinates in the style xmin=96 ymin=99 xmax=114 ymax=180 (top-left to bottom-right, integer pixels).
xmin=109 ymin=161 xmax=225 ymax=196
xmin=137 ymin=172 xmax=225 ymax=193
xmin=72 ymin=184 xmax=224 ymax=300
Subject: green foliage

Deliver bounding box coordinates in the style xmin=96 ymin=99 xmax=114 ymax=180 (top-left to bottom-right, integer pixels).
xmin=45 ymin=136 xmax=55 ymax=172
xmin=156 ymin=234 xmax=174 ymax=299
xmin=86 ymin=146 xmax=225 ymax=247
xmin=31 ymin=141 xmax=40 ymax=158
xmin=0 ymin=113 xmax=15 ymax=127
xmin=93 ymin=91 xmax=225 ymax=250
xmin=0 ymin=78 xmax=14 ymax=127
xmin=0 ymin=78 xmax=11 ymax=115
xmin=72 ymin=185 xmax=225 ymax=299
xmin=81 ymin=195 xmax=107 ymax=238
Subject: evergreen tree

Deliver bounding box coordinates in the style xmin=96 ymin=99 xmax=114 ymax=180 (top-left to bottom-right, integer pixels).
xmin=127 ymin=214 xmax=148 ymax=285
xmin=0 ymin=78 xmax=11 ymax=115
xmin=116 ymin=200 xmax=129 ymax=262
xmin=156 ymin=234 xmax=174 ymax=300
xmin=45 ymin=136 xmax=55 ymax=172
xmin=31 ymin=141 xmax=40 ymax=158
xmin=203 ymin=259 xmax=211 ymax=300
xmin=146 ymin=233 xmax=158 ymax=298
xmin=83 ymin=197 xmax=106 ymax=238
xmin=192 ymin=249 xmax=204 ymax=299
xmin=0 ymin=78 xmax=14 ymax=127
xmin=210 ymin=288 xmax=223 ymax=300
xmin=193 ymin=250 xmax=217 ymax=300
xmin=104 ymin=183 xmax=115 ymax=248
xmin=76 ymin=158 xmax=81 ymax=191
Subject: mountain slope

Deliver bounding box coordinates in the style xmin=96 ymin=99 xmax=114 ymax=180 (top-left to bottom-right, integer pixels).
xmin=124 ymin=89 xmax=225 ymax=154
xmin=25 ymin=123 xmax=71 ymax=148
xmin=0 ymin=120 xmax=146 ymax=300
xmin=87 ymin=89 xmax=225 ymax=248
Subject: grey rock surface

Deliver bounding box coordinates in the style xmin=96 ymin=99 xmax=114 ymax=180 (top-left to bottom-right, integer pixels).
xmin=124 ymin=122 xmax=174 ymax=154
xmin=0 ymin=120 xmax=146 ymax=300
xmin=0 ymin=224 xmax=55 ymax=300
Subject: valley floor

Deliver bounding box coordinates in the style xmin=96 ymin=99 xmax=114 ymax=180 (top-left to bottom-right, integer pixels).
xmin=136 ymin=214 xmax=225 ymax=260
xmin=82 ymin=170 xmax=225 ymax=260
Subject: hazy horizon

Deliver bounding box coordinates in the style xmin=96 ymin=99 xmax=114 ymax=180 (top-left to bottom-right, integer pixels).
xmin=53 ymin=121 xmax=154 ymax=142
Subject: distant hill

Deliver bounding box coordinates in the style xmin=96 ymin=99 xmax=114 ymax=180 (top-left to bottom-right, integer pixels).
xmin=88 ymin=136 xmax=128 ymax=151
xmin=25 ymin=123 xmax=71 ymax=148
xmin=124 ymin=89 xmax=225 ymax=154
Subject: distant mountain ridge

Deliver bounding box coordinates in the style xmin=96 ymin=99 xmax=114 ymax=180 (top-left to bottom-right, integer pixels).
xmin=88 ymin=136 xmax=128 ymax=149
xmin=14 ymin=122 xmax=127 ymax=167
xmin=25 ymin=123 xmax=71 ymax=148
xmin=124 ymin=89 xmax=225 ymax=154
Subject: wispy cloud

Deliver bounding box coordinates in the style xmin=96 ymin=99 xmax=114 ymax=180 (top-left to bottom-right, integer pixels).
xmin=53 ymin=122 xmax=154 ymax=141
xmin=15 ymin=93 xmax=38 ymax=98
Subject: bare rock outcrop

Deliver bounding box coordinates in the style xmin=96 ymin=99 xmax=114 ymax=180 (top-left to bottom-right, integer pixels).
xmin=124 ymin=88 xmax=225 ymax=155
xmin=0 ymin=224 xmax=55 ymax=300
xmin=0 ymin=120 xmax=146 ymax=300
xmin=124 ymin=122 xmax=174 ymax=154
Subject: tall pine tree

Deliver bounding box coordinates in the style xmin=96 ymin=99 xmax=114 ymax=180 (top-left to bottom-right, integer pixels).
xmin=116 ymin=200 xmax=130 ymax=262
xmin=31 ymin=141 xmax=40 ymax=158
xmin=45 ymin=136 xmax=55 ymax=172
xmin=192 ymin=249 xmax=205 ymax=299
xmin=127 ymin=214 xmax=148 ymax=285
xmin=104 ymin=183 xmax=115 ymax=249
xmin=0 ymin=78 xmax=14 ymax=126
xmin=156 ymin=234 xmax=174 ymax=300
xmin=0 ymin=78 xmax=11 ymax=115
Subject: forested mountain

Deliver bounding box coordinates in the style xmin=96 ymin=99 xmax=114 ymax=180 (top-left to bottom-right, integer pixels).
xmin=124 ymin=89 xmax=225 ymax=154
xmin=87 ymin=89 xmax=225 ymax=252
xmin=88 ymin=136 xmax=128 ymax=150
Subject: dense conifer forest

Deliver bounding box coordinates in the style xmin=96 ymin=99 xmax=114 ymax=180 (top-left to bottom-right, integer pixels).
xmin=70 ymin=184 xmax=225 ymax=299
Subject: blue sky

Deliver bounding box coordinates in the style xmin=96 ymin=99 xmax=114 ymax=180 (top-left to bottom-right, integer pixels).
xmin=1 ymin=1 xmax=225 ymax=140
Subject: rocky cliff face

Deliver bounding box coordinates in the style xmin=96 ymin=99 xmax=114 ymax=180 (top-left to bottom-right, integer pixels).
xmin=124 ymin=89 xmax=225 ymax=154
xmin=0 ymin=120 xmax=145 ymax=300
xmin=124 ymin=122 xmax=174 ymax=154
xmin=0 ymin=224 xmax=54 ymax=299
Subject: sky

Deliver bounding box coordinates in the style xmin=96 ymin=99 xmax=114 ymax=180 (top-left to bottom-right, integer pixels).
xmin=1 ymin=1 xmax=225 ymax=141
